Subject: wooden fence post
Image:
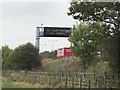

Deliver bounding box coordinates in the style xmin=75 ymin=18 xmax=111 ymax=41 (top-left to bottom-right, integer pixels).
xmin=68 ymin=71 xmax=70 ymax=82
xmin=93 ymin=70 xmax=95 ymax=79
xmin=36 ymin=74 xmax=39 ymax=83
xmin=39 ymin=75 xmax=41 ymax=84
xmin=65 ymin=77 xmax=68 ymax=88
xmin=117 ymin=80 xmax=119 ymax=88
xmin=83 ymin=71 xmax=85 ymax=79
xmin=75 ymin=73 xmax=77 ymax=78
xmin=72 ymin=78 xmax=74 ymax=88
xmin=60 ymin=75 xmax=62 ymax=83
xmin=41 ymin=75 xmax=43 ymax=84
xmin=32 ymin=73 xmax=35 ymax=84
xmin=48 ymin=75 xmax=51 ymax=85
xmin=96 ymin=79 xmax=99 ymax=88
xmin=107 ymin=80 xmax=110 ymax=88
xmin=44 ymin=76 xmax=46 ymax=85
xmin=53 ymin=76 xmax=56 ymax=86
xmin=55 ymin=76 xmax=58 ymax=86
xmin=79 ymin=78 xmax=82 ymax=89
xmin=88 ymin=80 xmax=91 ymax=90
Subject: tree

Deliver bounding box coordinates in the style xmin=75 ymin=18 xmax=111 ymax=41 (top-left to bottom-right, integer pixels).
xmin=9 ymin=43 xmax=41 ymax=70
xmin=49 ymin=50 xmax=57 ymax=59
xmin=40 ymin=51 xmax=50 ymax=59
xmin=40 ymin=50 xmax=57 ymax=60
xmin=68 ymin=2 xmax=120 ymax=73
xmin=68 ymin=2 xmax=120 ymax=28
xmin=2 ymin=46 xmax=13 ymax=70
xmin=69 ymin=22 xmax=106 ymax=68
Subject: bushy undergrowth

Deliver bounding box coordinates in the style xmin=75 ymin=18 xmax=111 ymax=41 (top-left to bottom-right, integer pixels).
xmin=41 ymin=58 xmax=110 ymax=74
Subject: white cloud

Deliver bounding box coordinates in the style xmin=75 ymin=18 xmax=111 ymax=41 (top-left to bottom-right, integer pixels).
xmin=1 ymin=0 xmax=71 ymax=3
xmin=0 ymin=3 xmax=2 ymax=48
xmin=1 ymin=2 xmax=75 ymax=52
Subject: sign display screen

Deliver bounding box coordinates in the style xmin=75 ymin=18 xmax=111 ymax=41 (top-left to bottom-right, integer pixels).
xmin=43 ymin=27 xmax=71 ymax=37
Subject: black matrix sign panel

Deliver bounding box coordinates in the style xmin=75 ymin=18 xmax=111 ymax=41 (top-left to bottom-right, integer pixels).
xmin=44 ymin=27 xmax=71 ymax=37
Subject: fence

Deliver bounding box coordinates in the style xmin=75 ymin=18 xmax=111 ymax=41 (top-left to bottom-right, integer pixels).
xmin=2 ymin=70 xmax=120 ymax=88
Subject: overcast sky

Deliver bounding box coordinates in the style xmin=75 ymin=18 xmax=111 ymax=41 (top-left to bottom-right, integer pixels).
xmin=1 ymin=1 xmax=76 ymax=52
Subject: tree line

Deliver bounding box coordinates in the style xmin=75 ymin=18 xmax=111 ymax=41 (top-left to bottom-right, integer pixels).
xmin=2 ymin=43 xmax=57 ymax=71
xmin=2 ymin=2 xmax=120 ymax=75
xmin=68 ymin=2 xmax=120 ymax=74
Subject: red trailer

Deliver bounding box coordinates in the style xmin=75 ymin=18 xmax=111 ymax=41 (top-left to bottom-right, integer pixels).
xmin=57 ymin=47 xmax=74 ymax=57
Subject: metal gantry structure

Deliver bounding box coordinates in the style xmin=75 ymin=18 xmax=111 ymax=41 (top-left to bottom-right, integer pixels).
xmin=35 ymin=25 xmax=71 ymax=53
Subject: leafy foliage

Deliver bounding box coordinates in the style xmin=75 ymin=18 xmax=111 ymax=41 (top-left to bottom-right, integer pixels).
xmin=40 ymin=50 xmax=57 ymax=60
xmin=2 ymin=46 xmax=13 ymax=70
xmin=69 ymin=22 xmax=107 ymax=67
xmin=8 ymin=43 xmax=41 ymax=70
xmin=68 ymin=2 xmax=120 ymax=73
xmin=68 ymin=2 xmax=120 ymax=28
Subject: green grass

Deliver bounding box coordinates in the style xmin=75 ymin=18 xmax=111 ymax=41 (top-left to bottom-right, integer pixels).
xmin=2 ymin=59 xmax=112 ymax=88
xmin=42 ymin=58 xmax=110 ymax=74
xmin=2 ymin=80 xmax=18 ymax=88
xmin=2 ymin=78 xmax=33 ymax=88
xmin=2 ymin=77 xmax=53 ymax=88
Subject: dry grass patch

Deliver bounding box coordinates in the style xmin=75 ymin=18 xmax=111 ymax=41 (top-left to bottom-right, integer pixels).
xmin=12 ymin=81 xmax=33 ymax=87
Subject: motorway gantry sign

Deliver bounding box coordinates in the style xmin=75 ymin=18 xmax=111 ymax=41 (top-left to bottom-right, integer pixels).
xmin=39 ymin=27 xmax=71 ymax=37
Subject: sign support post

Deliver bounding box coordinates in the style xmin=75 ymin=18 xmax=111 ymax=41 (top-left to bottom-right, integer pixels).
xmin=35 ymin=27 xmax=40 ymax=52
xmin=35 ymin=26 xmax=71 ymax=53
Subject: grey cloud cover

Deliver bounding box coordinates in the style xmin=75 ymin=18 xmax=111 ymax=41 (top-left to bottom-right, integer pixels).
xmin=1 ymin=2 xmax=75 ymax=52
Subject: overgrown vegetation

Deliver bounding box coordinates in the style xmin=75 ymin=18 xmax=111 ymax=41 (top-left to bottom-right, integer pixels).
xmin=40 ymin=50 xmax=57 ymax=60
xmin=41 ymin=58 xmax=110 ymax=74
xmin=2 ymin=1 xmax=120 ymax=88
xmin=68 ymin=2 xmax=120 ymax=74
xmin=3 ymin=62 xmax=118 ymax=88
xmin=2 ymin=77 xmax=48 ymax=88
xmin=2 ymin=43 xmax=41 ymax=70
xmin=2 ymin=46 xmax=13 ymax=70
xmin=69 ymin=22 xmax=107 ymax=68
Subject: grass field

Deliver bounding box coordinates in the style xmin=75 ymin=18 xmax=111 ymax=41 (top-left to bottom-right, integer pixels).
xmin=2 ymin=77 xmax=33 ymax=88
xmin=2 ymin=59 xmax=114 ymax=88
xmin=41 ymin=58 xmax=111 ymax=74
xmin=2 ymin=77 xmax=51 ymax=88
